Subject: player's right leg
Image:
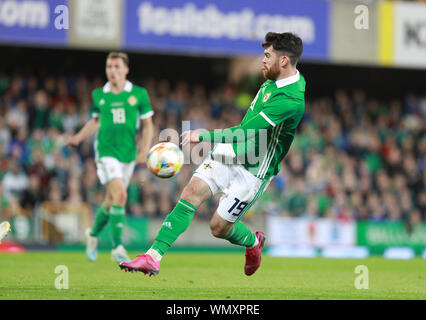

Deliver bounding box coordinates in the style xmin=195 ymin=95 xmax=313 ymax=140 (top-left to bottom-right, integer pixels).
xmin=91 ymin=157 xmax=132 ymax=263
xmin=85 ymin=193 xmax=111 ymax=261
xmin=119 ymin=176 xmax=212 ymax=275
xmin=210 ymin=212 xmax=266 ymax=276
xmin=208 ymin=166 xmax=272 ymax=276
xmin=86 ymin=157 xmax=115 ymax=261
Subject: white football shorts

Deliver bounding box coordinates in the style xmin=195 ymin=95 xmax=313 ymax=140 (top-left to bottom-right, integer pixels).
xmin=194 ymin=155 xmax=272 ymax=223
xmin=95 ymin=156 xmax=135 ymax=187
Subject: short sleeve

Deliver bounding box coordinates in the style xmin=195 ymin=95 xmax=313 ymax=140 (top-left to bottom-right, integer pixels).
xmin=138 ymin=88 xmax=154 ymax=120
xmin=91 ymin=91 xmax=100 ymax=119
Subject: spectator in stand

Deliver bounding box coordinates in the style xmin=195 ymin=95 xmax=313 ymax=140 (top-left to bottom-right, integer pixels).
xmin=2 ymin=162 xmax=29 ymax=203
xmin=0 ymin=182 xmax=12 ymax=220
xmin=5 ymin=99 xmax=28 ymax=132
xmin=28 ymin=90 xmax=49 ymax=130
xmin=20 ymin=174 xmax=45 ymax=214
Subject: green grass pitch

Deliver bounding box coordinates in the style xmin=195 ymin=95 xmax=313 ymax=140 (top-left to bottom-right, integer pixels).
xmin=0 ymin=251 xmax=425 ymax=300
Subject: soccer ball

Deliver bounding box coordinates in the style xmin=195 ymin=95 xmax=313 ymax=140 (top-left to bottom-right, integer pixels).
xmin=147 ymin=142 xmax=184 ymax=178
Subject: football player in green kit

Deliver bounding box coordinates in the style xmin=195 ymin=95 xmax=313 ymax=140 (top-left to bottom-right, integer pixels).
xmin=121 ymin=32 xmax=305 ymax=276
xmin=68 ymin=52 xmax=154 ymax=264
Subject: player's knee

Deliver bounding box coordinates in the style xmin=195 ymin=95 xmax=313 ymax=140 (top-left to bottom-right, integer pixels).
xmin=181 ymin=184 xmax=201 ymax=207
xmin=181 ymin=183 xmax=196 ymax=199
xmin=112 ymin=188 xmax=127 ymax=206
xmin=181 ymin=177 xmax=212 ymax=208
xmin=104 ymin=202 xmax=111 ymax=211
xmin=209 ymin=221 xmax=228 ymax=239
xmin=119 ymin=189 xmax=127 ymax=205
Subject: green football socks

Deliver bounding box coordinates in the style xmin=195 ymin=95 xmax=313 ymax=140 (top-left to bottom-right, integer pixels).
xmin=151 ymin=199 xmax=197 ymax=256
xmin=90 ymin=204 xmax=109 ymax=237
xmin=89 ymin=203 xmax=126 ymax=249
xmin=109 ymin=205 xmax=125 ymax=248
xmin=225 ymin=221 xmax=256 ymax=247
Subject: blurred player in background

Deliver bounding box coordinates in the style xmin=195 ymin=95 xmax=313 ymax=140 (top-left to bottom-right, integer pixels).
xmin=120 ymin=32 xmax=305 ymax=276
xmin=0 ymin=221 xmax=11 ymax=244
xmin=68 ymin=52 xmax=154 ymax=264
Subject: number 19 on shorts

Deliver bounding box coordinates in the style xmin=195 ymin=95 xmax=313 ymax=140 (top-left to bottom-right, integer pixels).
xmin=228 ymin=198 xmax=248 ymax=217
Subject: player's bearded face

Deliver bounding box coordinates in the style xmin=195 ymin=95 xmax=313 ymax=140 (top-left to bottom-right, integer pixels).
xmin=106 ymin=58 xmax=129 ymax=86
xmin=262 ymin=47 xmax=281 ymax=81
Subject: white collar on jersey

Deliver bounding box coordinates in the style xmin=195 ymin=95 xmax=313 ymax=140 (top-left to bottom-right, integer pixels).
xmin=275 ymin=70 xmax=300 ymax=88
xmin=103 ymin=80 xmax=133 ymax=93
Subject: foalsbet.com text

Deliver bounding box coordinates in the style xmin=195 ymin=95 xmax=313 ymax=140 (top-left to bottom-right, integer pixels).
xmin=166 ymin=303 xmax=261 ymax=317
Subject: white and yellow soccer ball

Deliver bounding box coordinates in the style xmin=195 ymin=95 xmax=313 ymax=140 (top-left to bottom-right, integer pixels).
xmin=147 ymin=142 xmax=184 ymax=178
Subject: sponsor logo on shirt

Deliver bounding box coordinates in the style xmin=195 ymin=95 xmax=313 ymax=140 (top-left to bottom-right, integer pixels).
xmin=203 ymin=162 xmax=213 ymax=170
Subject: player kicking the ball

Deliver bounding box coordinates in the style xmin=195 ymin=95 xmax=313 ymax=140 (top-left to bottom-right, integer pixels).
xmin=68 ymin=52 xmax=154 ymax=264
xmin=120 ymin=32 xmax=305 ymax=276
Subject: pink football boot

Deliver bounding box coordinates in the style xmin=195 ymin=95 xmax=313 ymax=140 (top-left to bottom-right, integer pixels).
xmin=119 ymin=254 xmax=160 ymax=277
xmin=244 ymin=231 xmax=266 ymax=276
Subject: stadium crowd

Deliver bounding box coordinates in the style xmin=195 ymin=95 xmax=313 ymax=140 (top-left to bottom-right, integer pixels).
xmin=0 ymin=72 xmax=424 ymax=228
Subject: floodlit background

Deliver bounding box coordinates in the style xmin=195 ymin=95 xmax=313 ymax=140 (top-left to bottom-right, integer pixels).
xmin=0 ymin=0 xmax=425 ymax=260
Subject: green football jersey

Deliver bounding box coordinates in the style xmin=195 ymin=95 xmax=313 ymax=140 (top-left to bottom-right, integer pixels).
xmin=91 ymin=81 xmax=154 ymax=163
xmin=199 ymin=71 xmax=305 ymax=179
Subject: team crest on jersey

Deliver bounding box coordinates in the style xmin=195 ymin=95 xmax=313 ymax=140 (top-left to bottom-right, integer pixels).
xmin=203 ymin=162 xmax=213 ymax=170
xmin=100 ymin=99 xmax=105 ymax=106
xmin=128 ymin=95 xmax=138 ymax=106
xmin=263 ymin=92 xmax=271 ymax=103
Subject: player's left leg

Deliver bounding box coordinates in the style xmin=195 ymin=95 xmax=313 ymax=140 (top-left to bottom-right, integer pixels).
xmin=209 ymin=167 xmax=272 ymax=276
xmin=210 ymin=213 xmax=265 ymax=276
xmin=107 ymin=177 xmax=131 ymax=264
xmin=108 ymin=161 xmax=136 ymax=263
xmin=210 ymin=213 xmax=257 ymax=247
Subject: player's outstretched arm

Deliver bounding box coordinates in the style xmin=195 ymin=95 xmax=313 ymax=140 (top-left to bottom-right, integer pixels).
xmin=67 ymin=118 xmax=100 ymax=147
xmin=194 ymin=114 xmax=271 ymax=144
xmin=136 ymin=117 xmax=154 ymax=165
xmin=181 ymin=130 xmax=201 ymax=146
xmin=197 ymin=98 xmax=301 ymax=144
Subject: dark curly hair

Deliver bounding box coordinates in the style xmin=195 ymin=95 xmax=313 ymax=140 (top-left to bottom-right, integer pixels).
xmin=261 ymin=32 xmax=303 ymax=66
